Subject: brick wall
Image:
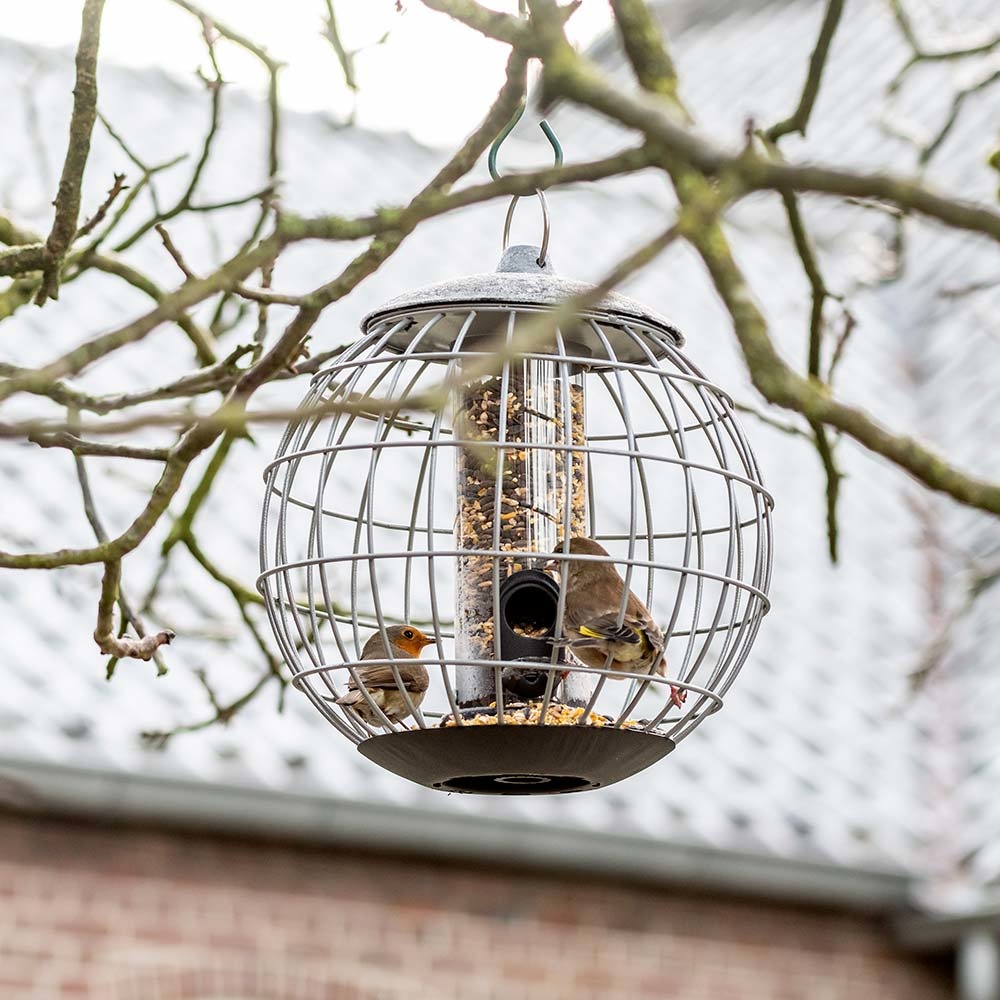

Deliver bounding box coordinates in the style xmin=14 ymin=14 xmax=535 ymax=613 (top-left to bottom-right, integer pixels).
xmin=0 ymin=813 xmax=951 ymax=1000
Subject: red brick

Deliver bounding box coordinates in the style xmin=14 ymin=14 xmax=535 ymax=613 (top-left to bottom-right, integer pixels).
xmin=0 ymin=814 xmax=953 ymax=1000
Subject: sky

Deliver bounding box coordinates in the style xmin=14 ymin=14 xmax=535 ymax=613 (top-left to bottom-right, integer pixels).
xmin=0 ymin=0 xmax=613 ymax=146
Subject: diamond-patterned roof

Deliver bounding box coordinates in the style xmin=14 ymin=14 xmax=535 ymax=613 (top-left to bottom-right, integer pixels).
xmin=2 ymin=0 xmax=999 ymax=911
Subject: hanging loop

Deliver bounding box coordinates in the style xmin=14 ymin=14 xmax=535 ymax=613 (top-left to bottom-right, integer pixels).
xmin=502 ymin=189 xmax=550 ymax=267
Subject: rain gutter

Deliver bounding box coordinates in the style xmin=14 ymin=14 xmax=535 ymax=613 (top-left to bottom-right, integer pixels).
xmin=0 ymin=755 xmax=911 ymax=913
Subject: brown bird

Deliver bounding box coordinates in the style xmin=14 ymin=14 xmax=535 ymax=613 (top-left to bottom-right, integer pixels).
xmin=335 ymin=625 xmax=435 ymax=726
xmin=552 ymin=537 xmax=685 ymax=709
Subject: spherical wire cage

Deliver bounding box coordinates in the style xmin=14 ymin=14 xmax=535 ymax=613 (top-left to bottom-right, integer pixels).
xmin=258 ymin=246 xmax=774 ymax=795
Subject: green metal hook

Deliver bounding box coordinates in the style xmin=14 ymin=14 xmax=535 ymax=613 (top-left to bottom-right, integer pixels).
xmin=488 ymin=106 xmax=564 ymax=183
xmin=487 ymin=0 xmax=563 ymax=183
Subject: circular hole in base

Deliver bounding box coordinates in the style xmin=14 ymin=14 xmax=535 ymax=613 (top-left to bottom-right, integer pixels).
xmin=495 ymin=773 xmax=551 ymax=786
xmin=438 ymin=773 xmax=592 ymax=794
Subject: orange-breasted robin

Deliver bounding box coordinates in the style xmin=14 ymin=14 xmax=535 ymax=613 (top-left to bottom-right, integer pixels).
xmin=335 ymin=625 xmax=435 ymax=726
xmin=552 ymin=537 xmax=685 ymax=709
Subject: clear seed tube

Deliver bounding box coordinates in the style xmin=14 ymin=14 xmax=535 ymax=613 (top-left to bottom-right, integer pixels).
xmin=454 ymin=351 xmax=586 ymax=705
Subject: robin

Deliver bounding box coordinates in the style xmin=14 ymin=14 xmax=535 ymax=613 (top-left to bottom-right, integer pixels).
xmin=552 ymin=537 xmax=685 ymax=709
xmin=334 ymin=625 xmax=435 ymax=726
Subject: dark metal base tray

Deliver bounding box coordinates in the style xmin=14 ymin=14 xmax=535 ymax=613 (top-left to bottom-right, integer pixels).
xmin=357 ymin=724 xmax=675 ymax=795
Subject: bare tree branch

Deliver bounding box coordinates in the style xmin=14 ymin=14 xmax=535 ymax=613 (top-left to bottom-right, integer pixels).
xmin=36 ymin=0 xmax=106 ymax=304
xmin=733 ymin=401 xmax=811 ymax=439
xmin=92 ymin=556 xmax=173 ymax=665
xmin=762 ymin=33 xmax=847 ymax=562
xmin=94 ymin=559 xmax=175 ymax=660
xmin=0 ymin=236 xmax=282 ymax=405
xmin=420 ymin=0 xmax=535 ymax=49
xmin=5 ymin=0 xmax=1000 ymax=736
xmin=3 ymin=211 xmax=217 ymax=363
xmin=593 ymin=0 xmax=1000 ymax=521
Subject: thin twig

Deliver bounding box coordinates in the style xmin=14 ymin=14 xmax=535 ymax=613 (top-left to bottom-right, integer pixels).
xmin=733 ymin=402 xmax=811 ymax=439
xmin=323 ymin=0 xmax=360 ymax=94
xmin=155 ymin=224 xmax=197 ymax=281
xmin=765 ymin=35 xmax=846 ymax=563
xmin=169 ymin=0 xmax=283 ymax=72
xmin=67 ymin=410 xmax=170 ymax=677
xmin=910 ymin=560 xmax=1000 ymax=690
xmin=140 ymin=664 xmax=279 ymax=747
xmin=97 ymin=111 xmax=182 ymax=218
xmin=765 ymin=0 xmax=845 ymax=141
xmin=88 ymin=529 xmax=173 ymax=665
xmin=111 ymin=15 xmax=228 ymax=253
xmin=920 ymin=68 xmax=1000 ymax=167
xmin=938 ymin=276 xmax=1000 ymax=299
xmin=779 ymin=186 xmax=844 ymax=560
xmin=826 ymin=309 xmax=857 ymax=382
xmin=235 ymin=283 xmax=303 ymax=307
xmin=887 ymin=0 xmax=1000 ymax=94
xmin=75 ymin=172 xmax=128 ymax=240
xmin=0 ymin=339 xmax=337 ymax=418
xmin=0 ymin=236 xmax=282 ymax=405
xmin=28 ymin=431 xmax=169 ymax=461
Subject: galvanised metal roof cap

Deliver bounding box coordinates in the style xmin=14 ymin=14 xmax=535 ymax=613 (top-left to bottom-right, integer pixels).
xmin=361 ymin=245 xmax=685 ymax=363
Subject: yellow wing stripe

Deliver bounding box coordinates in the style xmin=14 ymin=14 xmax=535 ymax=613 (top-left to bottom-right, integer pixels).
xmin=578 ymin=624 xmax=647 ymax=646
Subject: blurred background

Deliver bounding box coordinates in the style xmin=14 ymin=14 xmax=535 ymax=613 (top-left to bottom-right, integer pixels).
xmin=1 ymin=1 xmax=999 ymax=997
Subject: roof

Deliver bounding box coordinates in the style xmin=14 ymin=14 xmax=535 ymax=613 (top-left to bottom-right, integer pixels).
xmin=1 ymin=0 xmax=999 ymax=916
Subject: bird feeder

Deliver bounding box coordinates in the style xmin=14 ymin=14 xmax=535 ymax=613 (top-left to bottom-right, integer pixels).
xmin=259 ymin=199 xmax=773 ymax=795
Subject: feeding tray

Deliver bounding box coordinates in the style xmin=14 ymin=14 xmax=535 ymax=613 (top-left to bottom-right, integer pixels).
xmin=358 ymin=723 xmax=675 ymax=795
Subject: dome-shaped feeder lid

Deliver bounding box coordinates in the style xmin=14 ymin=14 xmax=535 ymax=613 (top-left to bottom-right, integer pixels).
xmin=362 ymin=245 xmax=684 ymax=365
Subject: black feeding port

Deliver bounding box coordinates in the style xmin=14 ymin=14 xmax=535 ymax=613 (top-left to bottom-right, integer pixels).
xmin=498 ymin=569 xmax=560 ymax=699
xmin=499 ymin=569 xmax=558 ymax=656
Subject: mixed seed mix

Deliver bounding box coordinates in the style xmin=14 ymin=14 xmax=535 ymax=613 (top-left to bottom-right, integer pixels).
xmin=438 ymin=701 xmax=643 ymax=729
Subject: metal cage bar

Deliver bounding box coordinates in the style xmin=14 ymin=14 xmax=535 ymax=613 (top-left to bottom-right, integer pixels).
xmin=259 ymin=304 xmax=772 ymax=759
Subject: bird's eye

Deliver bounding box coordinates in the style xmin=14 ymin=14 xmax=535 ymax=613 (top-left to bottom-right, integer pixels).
xmin=403 ymin=629 xmax=414 ymax=640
